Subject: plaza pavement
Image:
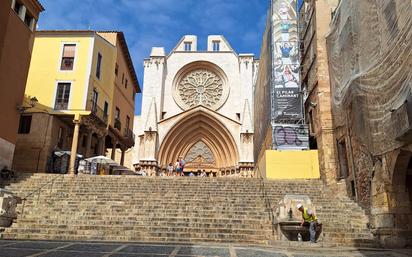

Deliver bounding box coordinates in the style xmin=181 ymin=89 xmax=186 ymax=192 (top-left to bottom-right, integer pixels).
xmin=0 ymin=240 xmax=411 ymax=257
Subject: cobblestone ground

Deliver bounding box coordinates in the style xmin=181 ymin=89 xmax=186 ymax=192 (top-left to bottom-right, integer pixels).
xmin=0 ymin=240 xmax=411 ymax=257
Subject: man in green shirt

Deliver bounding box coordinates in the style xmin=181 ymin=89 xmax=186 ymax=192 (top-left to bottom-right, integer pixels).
xmin=297 ymin=203 xmax=317 ymax=243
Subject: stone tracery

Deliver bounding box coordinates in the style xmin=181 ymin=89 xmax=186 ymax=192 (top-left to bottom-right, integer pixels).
xmin=177 ymin=69 xmax=223 ymax=109
xmin=185 ymin=141 xmax=215 ymax=164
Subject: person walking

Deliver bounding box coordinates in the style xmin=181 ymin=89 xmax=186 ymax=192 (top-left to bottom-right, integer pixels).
xmin=167 ymin=163 xmax=174 ymax=177
xmin=297 ymin=203 xmax=317 ymax=243
xmin=179 ymin=157 xmax=186 ymax=176
xmin=175 ymin=159 xmax=182 ymax=176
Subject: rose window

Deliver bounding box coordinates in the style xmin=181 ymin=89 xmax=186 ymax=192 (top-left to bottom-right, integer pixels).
xmin=177 ymin=69 xmax=224 ymax=109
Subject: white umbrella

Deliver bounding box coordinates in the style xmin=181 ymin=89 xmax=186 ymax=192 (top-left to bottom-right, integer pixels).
xmin=85 ymin=155 xmax=116 ymax=164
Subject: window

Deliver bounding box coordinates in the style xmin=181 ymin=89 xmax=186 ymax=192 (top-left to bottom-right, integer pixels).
xmin=96 ymin=52 xmax=102 ymax=79
xmin=114 ymin=107 xmax=121 ymax=130
xmin=103 ymin=101 xmax=109 ymax=117
xmin=60 ymin=44 xmax=76 ymax=71
xmin=115 ymin=63 xmax=118 ymax=76
xmin=184 ymin=42 xmax=192 ymax=51
xmin=54 ymin=83 xmax=71 ymax=110
xmin=213 ymin=41 xmax=220 ymax=51
xmin=13 ymin=1 xmax=23 ymax=15
xmin=24 ymin=11 xmax=34 ymax=30
xmin=122 ymin=73 xmax=124 ymax=84
xmin=18 ymin=115 xmax=32 ymax=134
xmin=125 ymin=79 xmax=128 ymax=89
xmin=91 ymin=89 xmax=98 ymax=112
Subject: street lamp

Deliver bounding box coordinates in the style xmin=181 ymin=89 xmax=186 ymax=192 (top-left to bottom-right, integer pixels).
xmin=17 ymin=97 xmax=38 ymax=113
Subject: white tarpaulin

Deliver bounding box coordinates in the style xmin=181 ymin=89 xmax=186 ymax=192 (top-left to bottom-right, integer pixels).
xmin=327 ymin=0 xmax=412 ymax=155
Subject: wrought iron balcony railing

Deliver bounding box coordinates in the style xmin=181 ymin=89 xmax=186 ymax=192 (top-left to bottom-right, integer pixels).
xmin=123 ymin=128 xmax=135 ymax=141
xmin=86 ymin=100 xmax=108 ymax=124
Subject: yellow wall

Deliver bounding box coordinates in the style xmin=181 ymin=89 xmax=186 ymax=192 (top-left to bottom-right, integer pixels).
xmin=25 ymin=33 xmax=118 ymax=121
xmin=264 ymin=150 xmax=320 ymax=179
xmin=25 ymin=34 xmax=94 ymax=112
xmin=88 ymin=35 xmax=116 ymax=121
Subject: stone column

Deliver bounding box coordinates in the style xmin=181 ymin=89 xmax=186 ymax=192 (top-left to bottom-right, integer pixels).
xmin=85 ymin=131 xmax=93 ymax=158
xmin=99 ymin=137 xmax=106 ymax=156
xmin=111 ymin=139 xmax=117 ymax=161
xmin=69 ymin=119 xmax=80 ymax=175
xmin=120 ymin=147 xmax=126 ymax=166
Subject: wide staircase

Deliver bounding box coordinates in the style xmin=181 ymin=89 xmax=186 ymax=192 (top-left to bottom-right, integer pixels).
xmin=0 ymin=174 xmax=375 ymax=247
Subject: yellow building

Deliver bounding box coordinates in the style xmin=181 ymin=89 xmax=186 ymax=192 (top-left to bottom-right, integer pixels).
xmin=13 ymin=30 xmax=140 ymax=173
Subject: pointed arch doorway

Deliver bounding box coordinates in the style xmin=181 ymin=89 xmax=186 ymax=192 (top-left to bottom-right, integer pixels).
xmin=157 ymin=107 xmax=239 ymax=176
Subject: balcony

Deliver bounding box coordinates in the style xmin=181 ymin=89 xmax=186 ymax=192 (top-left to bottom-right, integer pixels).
xmin=123 ymin=128 xmax=135 ymax=147
xmin=86 ymin=100 xmax=108 ymax=124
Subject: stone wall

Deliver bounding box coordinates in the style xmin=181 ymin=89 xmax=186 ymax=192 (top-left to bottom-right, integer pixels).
xmin=299 ymin=0 xmax=339 ymax=185
xmin=326 ymin=0 xmax=412 ymax=248
xmin=13 ymin=113 xmax=74 ymax=173
xmin=253 ymin=12 xmax=272 ymax=164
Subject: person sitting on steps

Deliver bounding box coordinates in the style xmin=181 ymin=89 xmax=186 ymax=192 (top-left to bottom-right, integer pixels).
xmin=297 ymin=203 xmax=318 ymax=243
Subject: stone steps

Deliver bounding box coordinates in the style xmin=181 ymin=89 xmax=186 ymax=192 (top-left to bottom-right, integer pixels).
xmin=3 ymin=233 xmax=269 ymax=244
xmin=0 ymin=174 xmax=375 ymax=247
xmin=13 ymin=220 xmax=270 ymax=228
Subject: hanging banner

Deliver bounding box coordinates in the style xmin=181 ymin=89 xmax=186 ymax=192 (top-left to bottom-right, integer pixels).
xmin=271 ymin=0 xmax=303 ymax=121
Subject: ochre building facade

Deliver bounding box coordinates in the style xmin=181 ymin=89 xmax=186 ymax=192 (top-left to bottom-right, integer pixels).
xmin=299 ymin=0 xmax=339 ymax=185
xmin=13 ymin=31 xmax=139 ymax=173
xmin=0 ymin=0 xmax=43 ymax=170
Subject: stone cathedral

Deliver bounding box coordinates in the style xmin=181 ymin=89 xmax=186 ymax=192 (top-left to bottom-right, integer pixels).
xmin=132 ymin=35 xmax=258 ymax=176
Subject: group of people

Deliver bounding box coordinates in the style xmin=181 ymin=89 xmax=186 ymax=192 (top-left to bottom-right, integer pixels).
xmin=166 ymin=157 xmax=186 ymax=176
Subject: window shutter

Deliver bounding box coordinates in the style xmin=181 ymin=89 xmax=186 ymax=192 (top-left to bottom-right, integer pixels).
xmin=63 ymin=45 xmax=76 ymax=58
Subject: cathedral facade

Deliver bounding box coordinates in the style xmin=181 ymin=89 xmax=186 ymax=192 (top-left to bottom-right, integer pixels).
xmin=132 ymin=35 xmax=258 ymax=176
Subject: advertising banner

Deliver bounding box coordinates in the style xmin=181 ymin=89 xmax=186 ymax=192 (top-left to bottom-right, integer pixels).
xmin=271 ymin=0 xmax=303 ymax=121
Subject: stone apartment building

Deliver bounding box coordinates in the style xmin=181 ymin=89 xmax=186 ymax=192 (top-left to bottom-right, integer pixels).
xmin=298 ymin=0 xmax=339 ymax=185
xmin=326 ymin=0 xmax=412 ymax=248
xmin=13 ymin=31 xmax=140 ymax=173
xmin=0 ymin=0 xmax=43 ymax=170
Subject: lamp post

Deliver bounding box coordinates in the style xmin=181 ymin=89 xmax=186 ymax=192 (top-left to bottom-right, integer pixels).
xmin=17 ymin=97 xmax=38 ymax=113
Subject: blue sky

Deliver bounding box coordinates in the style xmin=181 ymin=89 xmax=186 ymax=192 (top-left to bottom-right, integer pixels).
xmin=37 ymin=0 xmax=270 ymax=115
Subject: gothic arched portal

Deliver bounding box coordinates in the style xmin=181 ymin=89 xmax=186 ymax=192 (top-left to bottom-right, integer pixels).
xmin=157 ymin=107 xmax=239 ymax=171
